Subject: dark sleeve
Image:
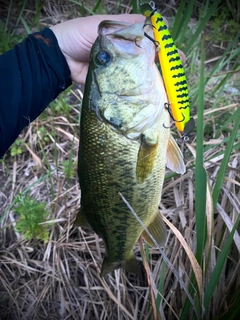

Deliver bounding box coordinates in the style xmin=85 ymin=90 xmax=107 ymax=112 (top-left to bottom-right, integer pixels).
xmin=0 ymin=28 xmax=72 ymax=158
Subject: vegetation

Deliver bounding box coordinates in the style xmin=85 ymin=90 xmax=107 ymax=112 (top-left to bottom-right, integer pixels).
xmin=14 ymin=194 xmax=51 ymax=242
xmin=0 ymin=0 xmax=239 ymax=319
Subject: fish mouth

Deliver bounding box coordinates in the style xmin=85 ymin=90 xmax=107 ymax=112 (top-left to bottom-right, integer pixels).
xmin=98 ymin=20 xmax=145 ymax=41
xmin=98 ymin=20 xmax=147 ymax=60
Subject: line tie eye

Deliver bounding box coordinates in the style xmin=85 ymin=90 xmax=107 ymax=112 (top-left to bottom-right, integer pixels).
xmin=96 ymin=50 xmax=112 ymax=65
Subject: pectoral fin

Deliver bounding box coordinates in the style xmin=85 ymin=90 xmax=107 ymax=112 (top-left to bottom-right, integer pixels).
xmin=136 ymin=134 xmax=158 ymax=184
xmin=166 ymin=135 xmax=186 ymax=174
xmin=141 ymin=212 xmax=167 ymax=247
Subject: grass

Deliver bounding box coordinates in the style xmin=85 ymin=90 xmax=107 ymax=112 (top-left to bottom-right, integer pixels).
xmin=0 ymin=0 xmax=239 ymax=319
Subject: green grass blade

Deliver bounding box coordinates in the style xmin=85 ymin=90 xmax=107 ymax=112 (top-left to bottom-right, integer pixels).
xmin=93 ymin=0 xmax=103 ymax=14
xmin=173 ymin=0 xmax=195 ymax=47
xmin=185 ymin=0 xmax=222 ymax=54
xmin=171 ymin=0 xmax=188 ymax=40
xmin=155 ymin=259 xmax=167 ymax=311
xmin=204 ymin=135 xmax=240 ymax=157
xmin=215 ymin=286 xmax=240 ymax=320
xmin=33 ymin=0 xmax=42 ymax=31
xmin=69 ymin=0 xmax=95 ymax=15
xmin=180 ymin=40 xmax=207 ymax=320
xmin=212 ymin=107 xmax=240 ymax=211
xmin=195 ymin=41 xmax=207 ymax=265
xmin=204 ymin=216 xmax=240 ymax=310
xmin=15 ymin=0 xmax=27 ymax=28
xmin=211 ymin=67 xmax=239 ymax=112
xmin=131 ymin=0 xmax=139 ymax=14
xmin=214 ymin=106 xmax=240 ymax=138
xmin=20 ymin=17 xmax=31 ymax=34
xmin=5 ymin=0 xmax=13 ymax=30
xmin=206 ymin=31 xmax=240 ymax=83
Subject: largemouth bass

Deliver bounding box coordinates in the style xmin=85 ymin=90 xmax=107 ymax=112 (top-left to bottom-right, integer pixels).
xmin=77 ymin=20 xmax=185 ymax=276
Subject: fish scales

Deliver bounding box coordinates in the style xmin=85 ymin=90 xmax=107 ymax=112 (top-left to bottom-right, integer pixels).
xmin=77 ymin=20 xmax=186 ymax=276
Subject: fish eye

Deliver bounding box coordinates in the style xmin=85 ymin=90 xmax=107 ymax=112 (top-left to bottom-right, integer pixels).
xmin=95 ymin=50 xmax=112 ymax=66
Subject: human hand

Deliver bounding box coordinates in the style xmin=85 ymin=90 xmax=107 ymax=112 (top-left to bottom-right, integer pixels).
xmin=51 ymin=14 xmax=186 ymax=84
xmin=51 ymin=14 xmax=145 ymax=84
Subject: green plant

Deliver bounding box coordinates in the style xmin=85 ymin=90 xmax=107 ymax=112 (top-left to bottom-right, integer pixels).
xmin=50 ymin=94 xmax=72 ymax=117
xmin=208 ymin=3 xmax=239 ymax=42
xmin=10 ymin=138 xmax=25 ymax=156
xmin=0 ymin=21 xmax=21 ymax=54
xmin=62 ymin=159 xmax=76 ymax=179
xmin=14 ymin=194 xmax=51 ymax=242
xmin=37 ymin=126 xmax=50 ymax=144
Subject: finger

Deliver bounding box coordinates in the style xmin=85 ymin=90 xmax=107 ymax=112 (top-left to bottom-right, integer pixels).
xmin=178 ymin=49 xmax=186 ymax=65
xmin=95 ymin=13 xmax=145 ymax=24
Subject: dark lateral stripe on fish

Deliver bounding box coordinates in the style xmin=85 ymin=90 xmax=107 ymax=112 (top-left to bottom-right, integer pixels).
xmin=172 ymin=73 xmax=186 ymax=78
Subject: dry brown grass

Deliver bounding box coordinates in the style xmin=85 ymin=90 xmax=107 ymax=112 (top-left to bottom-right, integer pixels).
xmin=1 ymin=97 xmax=239 ymax=319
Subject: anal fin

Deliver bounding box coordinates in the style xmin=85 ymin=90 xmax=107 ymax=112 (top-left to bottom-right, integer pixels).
xmin=141 ymin=211 xmax=167 ymax=247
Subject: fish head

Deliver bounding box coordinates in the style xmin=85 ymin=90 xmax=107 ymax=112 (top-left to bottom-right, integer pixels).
xmin=89 ymin=20 xmax=156 ymax=96
xmin=86 ymin=20 xmax=167 ymax=138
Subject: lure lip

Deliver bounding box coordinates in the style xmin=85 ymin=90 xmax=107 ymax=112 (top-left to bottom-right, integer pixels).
xmin=181 ymin=117 xmax=195 ymax=142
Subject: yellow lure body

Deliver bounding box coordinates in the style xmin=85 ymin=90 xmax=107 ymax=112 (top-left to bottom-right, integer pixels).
xmin=141 ymin=2 xmax=191 ymax=133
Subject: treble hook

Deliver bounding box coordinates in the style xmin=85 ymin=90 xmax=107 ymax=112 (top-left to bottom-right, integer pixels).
xmin=164 ymin=102 xmax=185 ymax=123
xmin=143 ymin=22 xmax=161 ymax=52
xmin=163 ymin=103 xmax=186 ymax=129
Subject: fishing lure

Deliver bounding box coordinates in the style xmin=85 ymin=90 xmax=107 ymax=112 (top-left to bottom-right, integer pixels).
xmin=141 ymin=1 xmax=194 ymax=138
